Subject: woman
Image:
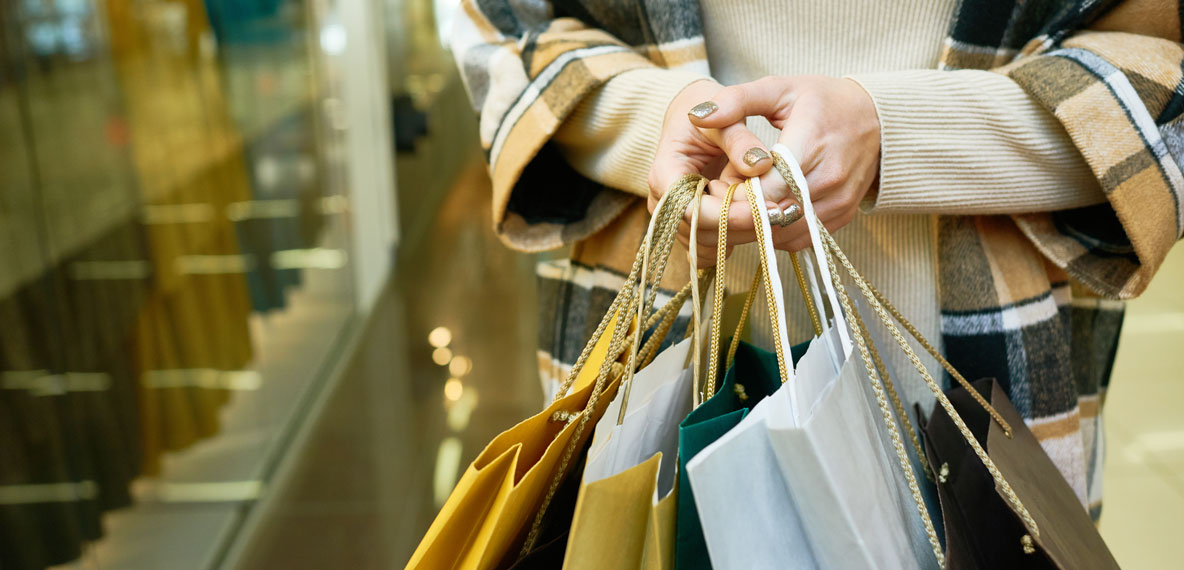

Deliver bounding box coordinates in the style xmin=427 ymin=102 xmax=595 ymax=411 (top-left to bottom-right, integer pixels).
xmin=450 ymin=0 xmax=1183 ymax=518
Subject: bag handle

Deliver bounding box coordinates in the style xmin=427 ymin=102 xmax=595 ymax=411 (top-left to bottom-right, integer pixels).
xmin=523 ymin=175 xmax=700 ymax=558
xmin=549 ymin=175 xmax=697 ymax=403
xmin=741 ymin=177 xmax=796 ymax=381
xmin=770 ymin=144 xmax=851 ymax=358
xmin=616 ymin=177 xmax=709 ymax=423
xmin=703 ymin=177 xmax=824 ymax=398
xmin=769 ymin=149 xmax=1039 ymax=561
xmin=686 ymin=183 xmax=709 ymax=409
xmin=703 ymin=182 xmax=795 ymax=398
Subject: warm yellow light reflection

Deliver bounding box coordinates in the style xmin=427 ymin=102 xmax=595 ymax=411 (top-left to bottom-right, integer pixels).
xmin=446 ymin=388 xmax=478 ymax=432
xmin=448 ymin=355 xmax=472 ymax=377
xmin=432 ymin=347 xmax=453 ymax=365
xmin=433 ymin=437 xmax=463 ymax=507
xmin=444 ymin=378 xmax=464 ymax=401
xmin=428 ymin=326 xmax=452 ymax=348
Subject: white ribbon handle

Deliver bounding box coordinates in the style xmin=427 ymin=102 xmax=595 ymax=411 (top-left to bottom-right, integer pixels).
xmin=747 ymin=177 xmax=796 ymax=384
xmin=770 ymin=143 xmax=852 ymax=358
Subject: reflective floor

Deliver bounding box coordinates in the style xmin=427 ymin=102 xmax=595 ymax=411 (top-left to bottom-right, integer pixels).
xmin=230 ymin=148 xmax=1184 ymax=568
xmin=233 ymin=156 xmax=542 ymax=568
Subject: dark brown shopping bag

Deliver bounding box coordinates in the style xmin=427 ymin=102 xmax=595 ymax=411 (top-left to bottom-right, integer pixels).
xmin=919 ymin=378 xmax=1120 ymax=569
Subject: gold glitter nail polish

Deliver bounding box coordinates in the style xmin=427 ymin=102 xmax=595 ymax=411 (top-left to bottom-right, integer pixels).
xmin=743 ymin=147 xmax=770 ymax=167
xmin=688 ymin=101 xmax=718 ymax=119
xmin=782 ymin=203 xmax=803 ymax=225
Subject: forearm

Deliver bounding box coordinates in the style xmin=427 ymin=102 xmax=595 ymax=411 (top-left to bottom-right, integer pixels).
xmin=849 ymin=69 xmax=1105 ymax=215
xmin=554 ymin=68 xmax=710 ymax=197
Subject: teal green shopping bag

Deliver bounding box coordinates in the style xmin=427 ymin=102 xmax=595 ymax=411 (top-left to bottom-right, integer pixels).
xmin=674 ymin=339 xmax=807 ymax=569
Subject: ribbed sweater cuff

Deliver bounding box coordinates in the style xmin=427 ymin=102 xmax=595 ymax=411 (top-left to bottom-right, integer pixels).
xmin=556 ymin=68 xmax=710 ymax=197
xmin=848 ymin=69 xmax=1104 ymax=215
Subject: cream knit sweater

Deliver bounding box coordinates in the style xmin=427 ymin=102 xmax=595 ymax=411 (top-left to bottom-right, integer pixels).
xmin=554 ymin=0 xmax=1104 ymax=408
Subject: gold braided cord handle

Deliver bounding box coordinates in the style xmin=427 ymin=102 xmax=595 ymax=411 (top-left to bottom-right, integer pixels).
xmin=863 ymin=281 xmax=1012 ymax=438
xmin=619 ymin=177 xmax=709 ymax=423
xmin=549 ymin=175 xmax=698 ymax=404
xmin=741 ymin=178 xmax=791 ymax=383
xmin=843 ymin=290 xmax=934 ymax=481
xmin=636 ymin=282 xmax=691 ymax=370
xmin=769 ymin=151 xmax=1040 ymax=545
xmin=521 ymin=175 xmax=700 ymax=557
xmin=703 ymin=182 xmax=741 ymax=400
xmin=724 ymin=271 xmax=762 ymax=370
xmin=619 ymin=177 xmax=708 ymax=422
xmin=703 ymin=180 xmax=820 ymax=398
xmin=789 ymin=252 xmax=824 ymax=337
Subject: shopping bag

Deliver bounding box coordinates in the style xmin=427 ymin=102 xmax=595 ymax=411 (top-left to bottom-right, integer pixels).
xmin=688 ymin=329 xmax=841 ymax=570
xmin=687 ymin=174 xmax=931 ymax=569
xmin=405 ymin=334 xmax=624 ymax=569
xmin=672 ymin=179 xmax=817 ymax=570
xmin=563 ymin=339 xmax=695 ymax=570
xmin=756 ymin=152 xmax=942 ymax=569
xmin=919 ymin=378 xmax=1121 ymax=569
xmin=674 ymin=340 xmax=784 ymax=570
xmin=563 ymin=178 xmax=719 ymax=570
xmin=763 ymin=145 xmax=1119 ymax=570
xmin=407 ymin=176 xmax=703 ymax=569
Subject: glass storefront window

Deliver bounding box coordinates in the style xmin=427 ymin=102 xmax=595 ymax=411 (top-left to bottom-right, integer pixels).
xmin=0 ymin=1 xmax=361 ymax=568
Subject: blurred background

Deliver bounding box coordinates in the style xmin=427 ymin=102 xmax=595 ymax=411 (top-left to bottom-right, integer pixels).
xmin=0 ymin=1 xmax=1180 ymax=569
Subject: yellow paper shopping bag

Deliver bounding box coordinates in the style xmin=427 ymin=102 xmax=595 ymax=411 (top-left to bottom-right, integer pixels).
xmin=564 ymin=453 xmax=677 ymax=570
xmin=406 ymin=314 xmax=625 ymax=569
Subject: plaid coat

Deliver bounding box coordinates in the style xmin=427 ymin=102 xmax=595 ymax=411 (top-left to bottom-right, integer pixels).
xmin=451 ymin=0 xmax=1183 ymax=516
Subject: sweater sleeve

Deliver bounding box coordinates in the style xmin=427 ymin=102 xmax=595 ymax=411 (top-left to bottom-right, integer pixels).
xmin=553 ymin=69 xmax=710 ymax=198
xmin=848 ymin=69 xmax=1105 ymax=215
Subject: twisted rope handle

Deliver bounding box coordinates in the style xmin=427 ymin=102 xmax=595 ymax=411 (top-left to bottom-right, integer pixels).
xmin=769 ymin=150 xmax=1039 ymax=549
xmin=521 ymin=175 xmax=700 ymax=558
xmin=618 ymin=177 xmax=708 ymax=423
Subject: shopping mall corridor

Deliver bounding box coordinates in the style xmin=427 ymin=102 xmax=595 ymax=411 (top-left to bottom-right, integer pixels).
xmin=232 ymin=156 xmax=543 ymax=568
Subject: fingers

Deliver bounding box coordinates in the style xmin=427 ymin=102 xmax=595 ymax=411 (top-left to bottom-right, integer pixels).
xmin=647 ymin=151 xmax=702 ymax=213
xmin=687 ymin=77 xmax=791 ymax=129
xmin=681 ymin=181 xmax=757 ymax=235
xmin=770 ymin=196 xmax=859 ymax=252
xmin=698 ymin=123 xmax=772 ymax=179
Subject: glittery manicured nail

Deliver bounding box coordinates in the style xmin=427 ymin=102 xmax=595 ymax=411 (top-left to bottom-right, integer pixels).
xmin=782 ymin=203 xmax=803 ymax=226
xmin=743 ymin=147 xmax=770 ymax=167
xmin=688 ymin=101 xmax=718 ymax=119
xmin=767 ymin=208 xmax=783 ymax=225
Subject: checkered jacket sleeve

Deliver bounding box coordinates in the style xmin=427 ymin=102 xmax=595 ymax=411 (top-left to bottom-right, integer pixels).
xmin=974 ymin=1 xmax=1184 ymax=299
xmin=450 ymin=0 xmax=709 ymax=253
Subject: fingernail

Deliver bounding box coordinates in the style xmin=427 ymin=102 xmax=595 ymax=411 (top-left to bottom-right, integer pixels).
xmin=767 ymin=208 xmax=783 ymax=225
xmin=688 ymin=101 xmax=718 ymax=119
xmin=782 ymin=203 xmax=803 ymax=226
xmin=743 ymin=147 xmax=770 ymax=167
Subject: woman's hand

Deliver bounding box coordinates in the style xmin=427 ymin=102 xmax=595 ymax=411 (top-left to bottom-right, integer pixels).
xmin=648 ymin=80 xmax=775 ymax=213
xmin=653 ymin=80 xmax=786 ymax=266
xmin=689 ymin=75 xmax=881 ymax=253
